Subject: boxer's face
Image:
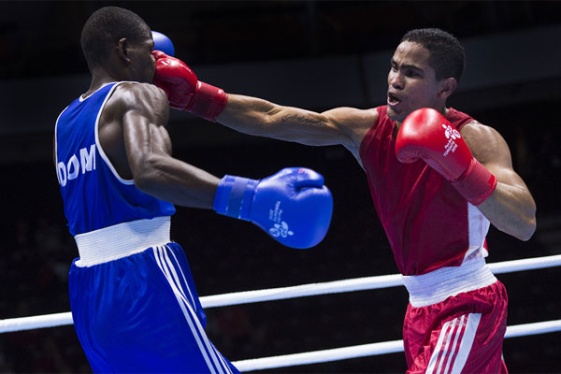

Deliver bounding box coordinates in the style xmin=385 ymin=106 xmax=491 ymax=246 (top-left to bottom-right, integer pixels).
xmin=386 ymin=41 xmax=445 ymax=123
xmin=126 ymin=34 xmax=156 ymax=83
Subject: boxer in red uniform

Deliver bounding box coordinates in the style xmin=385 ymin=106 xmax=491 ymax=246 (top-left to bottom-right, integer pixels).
xmin=153 ymin=28 xmax=537 ymax=373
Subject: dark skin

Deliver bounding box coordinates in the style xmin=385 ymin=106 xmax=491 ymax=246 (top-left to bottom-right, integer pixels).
xmin=54 ymin=31 xmax=219 ymax=209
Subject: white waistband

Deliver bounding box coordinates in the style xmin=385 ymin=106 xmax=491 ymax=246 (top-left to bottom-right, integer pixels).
xmin=74 ymin=217 xmax=171 ymax=267
xmin=401 ymin=257 xmax=497 ymax=307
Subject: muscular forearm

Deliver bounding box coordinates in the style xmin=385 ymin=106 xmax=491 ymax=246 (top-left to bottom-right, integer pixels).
xmin=217 ymin=94 xmax=338 ymax=146
xmin=217 ymin=94 xmax=280 ymax=136
xmin=478 ymin=182 xmax=536 ymax=241
xmin=134 ymin=155 xmax=220 ymax=209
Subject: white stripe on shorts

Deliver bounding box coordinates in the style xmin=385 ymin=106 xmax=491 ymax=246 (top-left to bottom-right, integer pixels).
xmin=426 ymin=313 xmax=481 ymax=374
xmin=153 ymin=245 xmax=233 ymax=374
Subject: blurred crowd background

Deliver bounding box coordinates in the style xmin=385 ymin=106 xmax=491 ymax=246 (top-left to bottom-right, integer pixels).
xmin=0 ymin=1 xmax=560 ymax=373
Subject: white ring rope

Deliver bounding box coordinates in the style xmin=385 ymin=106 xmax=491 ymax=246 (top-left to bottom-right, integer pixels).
xmin=232 ymin=319 xmax=561 ymax=372
xmin=1 ymin=254 xmax=560 ymax=371
xmin=234 ymin=339 xmax=405 ymax=372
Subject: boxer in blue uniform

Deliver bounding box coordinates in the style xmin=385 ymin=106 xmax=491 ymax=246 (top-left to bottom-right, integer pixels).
xmin=54 ymin=6 xmax=333 ymax=373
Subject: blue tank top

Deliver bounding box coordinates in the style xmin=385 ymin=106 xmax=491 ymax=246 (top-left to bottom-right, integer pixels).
xmin=55 ymin=82 xmax=175 ymax=236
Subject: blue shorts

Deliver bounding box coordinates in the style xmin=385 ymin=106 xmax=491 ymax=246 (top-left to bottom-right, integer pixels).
xmin=69 ymin=242 xmax=239 ymax=373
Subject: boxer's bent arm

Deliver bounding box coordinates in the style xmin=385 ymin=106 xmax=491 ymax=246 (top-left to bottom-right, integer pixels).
xmin=463 ymin=122 xmax=537 ymax=241
xmin=120 ymin=84 xmax=220 ymax=209
xmin=217 ymin=94 xmax=367 ymax=151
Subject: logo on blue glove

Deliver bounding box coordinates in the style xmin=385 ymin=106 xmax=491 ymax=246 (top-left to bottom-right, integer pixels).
xmin=268 ymin=201 xmax=294 ymax=239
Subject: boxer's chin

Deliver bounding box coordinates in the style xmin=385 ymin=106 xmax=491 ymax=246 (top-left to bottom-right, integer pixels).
xmin=386 ymin=105 xmax=402 ymax=122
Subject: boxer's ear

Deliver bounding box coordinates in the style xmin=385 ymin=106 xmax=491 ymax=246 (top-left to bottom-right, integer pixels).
xmin=439 ymin=77 xmax=457 ymax=99
xmin=117 ymin=37 xmax=130 ymax=63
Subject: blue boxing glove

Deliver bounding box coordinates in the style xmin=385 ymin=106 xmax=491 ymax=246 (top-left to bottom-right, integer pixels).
xmin=213 ymin=167 xmax=333 ymax=249
xmin=152 ymin=31 xmax=175 ymax=56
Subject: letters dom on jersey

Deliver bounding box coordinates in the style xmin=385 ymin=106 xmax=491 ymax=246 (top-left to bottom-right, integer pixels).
xmin=57 ymin=144 xmax=96 ymax=187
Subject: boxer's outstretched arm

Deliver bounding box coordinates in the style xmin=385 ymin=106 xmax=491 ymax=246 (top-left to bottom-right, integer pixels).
xmin=217 ymin=94 xmax=376 ymax=159
xmin=218 ymin=94 xmax=344 ymax=145
xmin=150 ymin=52 xmax=371 ymax=151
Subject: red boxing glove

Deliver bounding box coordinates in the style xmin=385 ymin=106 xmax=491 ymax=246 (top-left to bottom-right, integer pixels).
xmin=395 ymin=108 xmax=497 ymax=205
xmin=152 ymin=51 xmax=228 ymax=122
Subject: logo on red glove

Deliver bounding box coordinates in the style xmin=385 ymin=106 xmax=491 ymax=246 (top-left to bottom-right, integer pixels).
xmin=442 ymin=124 xmax=461 ymax=157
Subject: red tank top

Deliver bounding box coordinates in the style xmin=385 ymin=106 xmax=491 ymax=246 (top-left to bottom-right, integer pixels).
xmin=359 ymin=106 xmax=490 ymax=275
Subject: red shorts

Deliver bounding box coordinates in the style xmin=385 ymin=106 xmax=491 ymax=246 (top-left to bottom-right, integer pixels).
xmin=403 ymin=280 xmax=508 ymax=374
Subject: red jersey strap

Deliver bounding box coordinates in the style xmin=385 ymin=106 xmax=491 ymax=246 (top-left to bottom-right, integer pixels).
xmin=445 ymin=107 xmax=474 ymax=130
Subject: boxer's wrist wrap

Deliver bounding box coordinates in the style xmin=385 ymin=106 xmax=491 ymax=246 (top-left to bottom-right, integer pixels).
xmin=190 ymin=82 xmax=228 ymax=122
xmin=451 ymin=158 xmax=497 ymax=206
xmin=213 ymin=175 xmax=258 ymax=219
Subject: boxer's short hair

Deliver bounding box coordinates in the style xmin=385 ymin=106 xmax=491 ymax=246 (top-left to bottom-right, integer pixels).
xmin=81 ymin=6 xmax=150 ymax=68
xmin=401 ymin=28 xmax=466 ymax=83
